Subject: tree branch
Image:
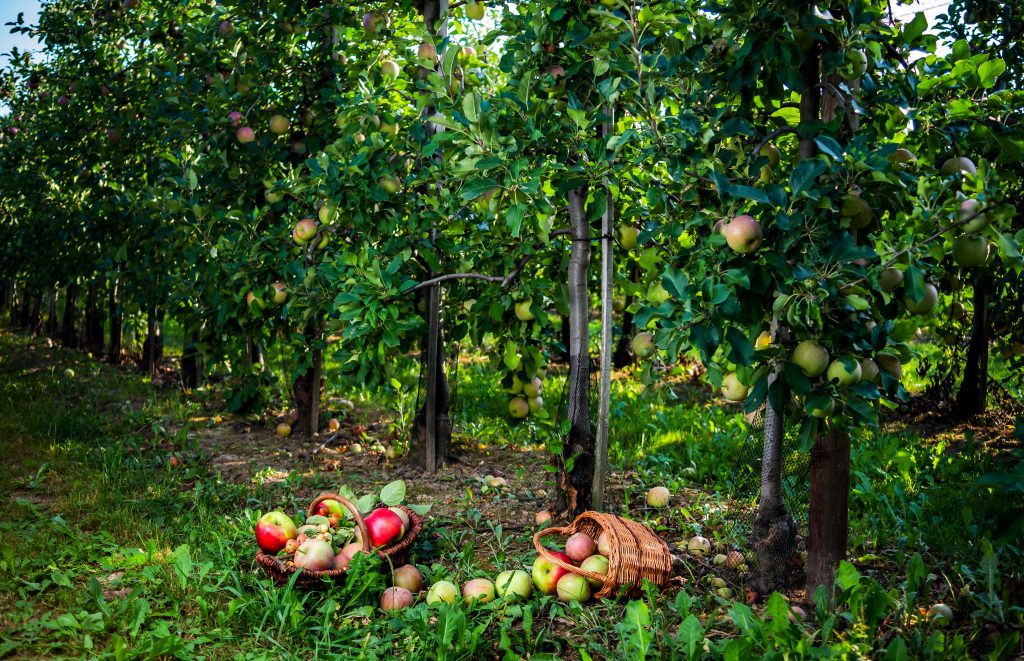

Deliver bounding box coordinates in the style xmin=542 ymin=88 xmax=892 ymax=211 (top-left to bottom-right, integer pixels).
xmin=411 ymin=272 xmax=504 ymax=292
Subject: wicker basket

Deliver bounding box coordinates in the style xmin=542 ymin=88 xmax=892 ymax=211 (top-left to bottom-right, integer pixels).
xmin=533 ymin=511 xmax=671 ymax=599
xmin=255 ymin=493 xmax=422 ymax=588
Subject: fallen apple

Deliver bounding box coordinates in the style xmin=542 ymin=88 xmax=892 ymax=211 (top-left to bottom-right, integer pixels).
xmin=556 ymin=573 xmax=591 ymax=602
xmin=462 ymin=578 xmax=496 ymax=604
xmin=276 ymin=423 xmax=292 ymax=437
xmin=646 ymin=486 xmax=670 ymax=508
xmin=392 ymin=564 xmax=424 ymax=593
xmin=364 ymin=508 xmax=404 ymax=547
xmin=380 ymin=586 xmax=414 ymax=611
xmin=926 ymin=603 xmax=953 ymax=627
xmin=535 ymin=510 xmax=552 ymax=526
xmin=687 ymin=535 xmax=711 ymax=556
xmin=426 ymin=580 xmax=459 ymax=605
xmin=495 ymin=569 xmax=532 ymax=600
xmin=532 ymin=551 xmax=572 ymax=595
xmin=596 ymin=531 xmax=611 ymax=556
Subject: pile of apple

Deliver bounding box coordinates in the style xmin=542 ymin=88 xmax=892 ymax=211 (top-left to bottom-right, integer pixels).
xmin=255 ymin=500 xmax=411 ymax=574
xmin=527 ymin=530 xmax=612 ymax=603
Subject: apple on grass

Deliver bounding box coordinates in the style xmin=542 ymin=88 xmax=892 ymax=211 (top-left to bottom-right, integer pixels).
xmin=535 ymin=510 xmax=552 ymax=526
xmin=495 ymin=569 xmax=532 ymax=600
xmin=556 ymin=573 xmax=591 ymax=602
xmin=256 ymin=511 xmax=297 ymax=553
xmin=462 ymin=578 xmax=495 ymax=604
xmin=646 ymin=486 xmax=670 ymax=508
xmin=392 ymin=564 xmax=424 ymax=593
xmin=380 ymin=587 xmax=413 ymax=611
xmin=687 ymin=535 xmax=711 ymax=556
xmin=426 ymin=580 xmax=458 ymax=605
xmin=275 ymin=423 xmax=292 ymax=437
xmin=532 ymin=551 xmax=572 ymax=595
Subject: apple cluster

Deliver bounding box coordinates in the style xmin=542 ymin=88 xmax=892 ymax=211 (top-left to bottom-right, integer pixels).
xmin=255 ymin=500 xmax=411 ymax=574
xmin=507 ymin=372 xmax=544 ymax=419
xmin=531 ymin=531 xmax=613 ymax=603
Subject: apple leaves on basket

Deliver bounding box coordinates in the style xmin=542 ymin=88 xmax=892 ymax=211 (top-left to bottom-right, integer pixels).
xmin=379 ymin=480 xmax=406 ymax=506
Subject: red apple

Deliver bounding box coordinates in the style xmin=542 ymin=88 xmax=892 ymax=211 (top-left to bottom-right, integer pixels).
xmin=228 ymin=111 xmax=243 ymax=126
xmin=380 ymin=586 xmax=414 ymax=611
xmin=596 ymin=531 xmax=611 ymax=556
xmin=255 ymin=511 xmax=297 ymax=553
xmin=293 ymin=218 xmax=318 ymax=244
xmin=333 ymin=549 xmax=350 ymax=570
xmin=219 ymin=20 xmax=233 ymax=34
xmin=364 ymin=508 xmax=404 ymax=547
xmin=462 ymin=578 xmax=495 ymax=604
xmin=564 ymin=533 xmax=597 ymax=563
xmin=532 ymin=551 xmax=572 ymax=595
xmin=236 ymin=126 xmax=255 ymax=143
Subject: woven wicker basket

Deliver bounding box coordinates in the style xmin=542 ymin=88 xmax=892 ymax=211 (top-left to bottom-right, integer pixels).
xmin=533 ymin=511 xmax=671 ymax=599
xmin=255 ymin=493 xmax=422 ymax=589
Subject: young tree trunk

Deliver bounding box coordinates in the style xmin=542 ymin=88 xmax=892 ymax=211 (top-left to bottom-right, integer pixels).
xmin=751 ymin=369 xmax=798 ymax=593
xmin=84 ymin=283 xmax=105 ymax=356
xmin=612 ymin=263 xmax=638 ymax=368
xmin=0 ymin=280 xmax=8 ymax=321
xmin=246 ymin=336 xmax=265 ymax=371
xmin=180 ymin=327 xmax=204 ymax=389
xmin=29 ymin=292 xmax=43 ymax=336
xmin=593 ymin=170 xmax=614 ymax=511
xmin=45 ymin=287 xmax=60 ymax=338
xmin=107 ymin=280 xmax=123 ymax=364
xmin=292 ymin=334 xmax=323 ymax=438
xmin=17 ymin=285 xmax=31 ymax=328
xmin=140 ymin=304 xmax=164 ymax=375
xmin=806 ymin=427 xmax=851 ymax=602
xmin=955 ymin=280 xmax=989 ymax=417
xmin=555 ymin=186 xmax=594 ymax=518
xmin=409 ymin=0 xmax=451 ymax=472
xmin=61 ymin=283 xmax=79 ymax=348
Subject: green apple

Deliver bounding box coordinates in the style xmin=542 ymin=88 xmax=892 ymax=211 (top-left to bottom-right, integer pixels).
xmin=952 ymin=235 xmax=989 ymax=267
xmin=791 ymin=340 xmax=829 ymax=377
xmin=579 ymin=555 xmax=608 ymax=589
xmin=271 ymin=282 xmax=288 ymax=305
xmin=631 ymin=332 xmax=655 ymax=358
xmin=378 ymin=175 xmax=401 ymax=194
xmin=426 ymin=580 xmax=458 ymax=605
xmin=720 ymin=372 xmax=748 ymax=401
xmin=879 ymin=268 xmax=904 ymax=293
xmin=508 ymin=397 xmax=529 ymax=418
xmin=380 ymin=59 xmax=401 ymax=79
xmin=466 ymin=2 xmax=485 ymax=20
xmin=860 ymin=358 xmax=880 ymax=384
xmin=720 ymin=214 xmax=762 ymax=254
xmin=646 ymin=486 xmax=670 ymax=507
xmin=809 ymin=396 xmax=835 ymax=418
xmin=618 ymin=225 xmax=639 ymax=249
xmin=904 ymin=283 xmax=938 ymax=315
xmin=826 ymin=357 xmax=862 ymax=387
xmin=940 ymin=156 xmax=976 ymax=177
xmin=514 ymin=299 xmax=534 ymax=321
xmin=555 ymin=573 xmax=590 ymax=602
xmin=269 ymin=114 xmax=290 ymax=134
xmin=495 ymin=569 xmax=532 ymax=600
xmin=958 ymin=199 xmax=989 ymax=232
xmin=757 ymin=142 xmax=781 ymax=167
xmin=523 ymin=377 xmax=542 ymax=398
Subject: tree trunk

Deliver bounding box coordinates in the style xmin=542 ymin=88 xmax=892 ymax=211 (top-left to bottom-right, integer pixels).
xmin=84 ymin=283 xmax=104 ymax=356
xmin=16 ymin=285 xmax=30 ymax=328
xmin=806 ymin=427 xmax=851 ymax=602
xmin=0 ymin=280 xmax=8 ymax=321
xmin=613 ymin=263 xmax=638 ymax=368
xmin=180 ymin=327 xmax=204 ymax=389
xmin=293 ymin=329 xmax=323 ymax=437
xmin=140 ymin=304 xmax=164 ymax=375
xmin=751 ymin=369 xmax=798 ymax=593
xmin=955 ymin=280 xmax=989 ymax=417
xmin=45 ymin=287 xmax=60 ymax=338
xmin=107 ymin=280 xmax=122 ymax=364
xmin=408 ymin=0 xmax=451 ymax=472
xmin=555 ymin=186 xmax=594 ymax=518
xmin=593 ymin=159 xmax=614 ymax=511
xmin=29 ymin=292 xmax=43 ymax=336
xmin=61 ymin=283 xmax=79 ymax=348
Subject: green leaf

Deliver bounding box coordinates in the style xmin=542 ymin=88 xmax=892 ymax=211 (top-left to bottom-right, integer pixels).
xmin=904 ymin=265 xmax=926 ymax=304
xmin=902 ymin=12 xmax=928 ymax=44
xmin=728 ymin=185 xmax=769 ymax=205
xmin=462 ymin=92 xmax=479 ymax=123
xmin=678 ymin=614 xmax=703 ymax=657
xmin=789 ymin=160 xmax=825 ymax=197
xmin=379 ymin=480 xmax=406 ymax=506
xmin=356 ymin=493 xmax=376 ymax=514
xmin=978 ymin=59 xmax=1006 ymax=88
xmin=460 ymin=178 xmax=499 ymax=201
xmin=814 ymin=136 xmax=844 ymax=160
xmin=836 ymin=560 xmax=861 ymax=591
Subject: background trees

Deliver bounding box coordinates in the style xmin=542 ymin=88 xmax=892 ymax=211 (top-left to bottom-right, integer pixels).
xmin=0 ymin=0 xmax=1021 ymax=609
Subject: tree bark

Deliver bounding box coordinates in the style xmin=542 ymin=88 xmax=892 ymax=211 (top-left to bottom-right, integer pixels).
xmin=409 ymin=0 xmax=451 ymax=472
xmin=16 ymin=285 xmax=31 ymax=328
xmin=107 ymin=279 xmax=123 ymax=364
xmin=555 ymin=186 xmax=594 ymax=518
xmin=751 ymin=369 xmax=798 ymax=593
xmin=140 ymin=304 xmax=164 ymax=375
xmin=45 ymin=287 xmax=60 ymax=339
xmin=84 ymin=283 xmax=105 ymax=356
xmin=61 ymin=283 xmax=79 ymax=348
xmin=180 ymin=327 xmax=204 ymax=389
xmin=955 ymin=279 xmax=989 ymax=417
xmin=806 ymin=427 xmax=851 ymax=602
xmin=29 ymin=292 xmax=43 ymax=336
xmin=0 ymin=280 xmax=8 ymax=321
xmin=292 ymin=329 xmax=323 ymax=437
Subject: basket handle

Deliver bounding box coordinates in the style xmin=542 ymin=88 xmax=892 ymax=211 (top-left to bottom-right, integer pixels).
xmin=532 ymin=527 xmax=605 ymax=584
xmin=308 ymin=493 xmax=371 ymax=553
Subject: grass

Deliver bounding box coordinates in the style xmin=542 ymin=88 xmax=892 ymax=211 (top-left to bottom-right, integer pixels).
xmin=1 ymin=331 xmax=1022 ymax=659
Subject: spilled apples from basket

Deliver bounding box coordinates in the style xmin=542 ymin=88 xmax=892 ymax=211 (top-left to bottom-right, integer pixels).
xmin=531 ymin=531 xmax=610 ymax=603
